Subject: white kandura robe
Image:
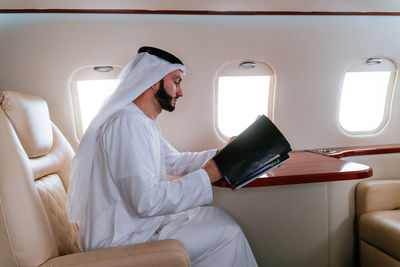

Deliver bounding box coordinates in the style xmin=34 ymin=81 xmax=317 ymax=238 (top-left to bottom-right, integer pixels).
xmin=80 ymin=103 xmax=257 ymax=267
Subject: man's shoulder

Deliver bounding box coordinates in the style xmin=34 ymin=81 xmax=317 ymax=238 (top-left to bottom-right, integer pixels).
xmin=101 ymin=107 xmax=144 ymax=134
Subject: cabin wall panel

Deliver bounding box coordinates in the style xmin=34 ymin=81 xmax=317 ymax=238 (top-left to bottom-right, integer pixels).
xmin=212 ymin=183 xmax=329 ymax=267
xmin=327 ymin=179 xmax=360 ymax=267
xmin=1 ymin=13 xmax=400 ymax=267
xmin=1 ymin=15 xmax=400 ymax=151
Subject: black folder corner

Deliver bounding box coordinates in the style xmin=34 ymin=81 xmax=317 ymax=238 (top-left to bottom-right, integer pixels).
xmin=213 ymin=115 xmax=292 ymax=190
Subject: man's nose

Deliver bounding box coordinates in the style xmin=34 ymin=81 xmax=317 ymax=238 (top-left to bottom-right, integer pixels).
xmin=177 ymin=86 xmax=183 ymax=97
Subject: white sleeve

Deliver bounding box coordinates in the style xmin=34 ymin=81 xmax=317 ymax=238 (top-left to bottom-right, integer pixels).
xmin=102 ymin=116 xmax=213 ymax=218
xmin=161 ymin=137 xmax=217 ymax=176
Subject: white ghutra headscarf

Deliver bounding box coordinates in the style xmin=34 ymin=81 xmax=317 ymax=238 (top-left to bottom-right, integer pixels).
xmin=66 ymin=48 xmax=186 ymax=223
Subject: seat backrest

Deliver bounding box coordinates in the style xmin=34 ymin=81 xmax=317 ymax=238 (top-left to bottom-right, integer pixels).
xmin=0 ymin=90 xmax=79 ymax=267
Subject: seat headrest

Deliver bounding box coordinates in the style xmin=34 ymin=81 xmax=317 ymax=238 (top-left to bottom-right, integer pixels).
xmin=0 ymin=90 xmax=53 ymax=158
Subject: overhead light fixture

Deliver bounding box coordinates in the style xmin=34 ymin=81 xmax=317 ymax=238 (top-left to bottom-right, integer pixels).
xmin=239 ymin=62 xmax=256 ymax=69
xmin=94 ymin=66 xmax=114 ymax=72
xmin=366 ymin=58 xmax=382 ymax=65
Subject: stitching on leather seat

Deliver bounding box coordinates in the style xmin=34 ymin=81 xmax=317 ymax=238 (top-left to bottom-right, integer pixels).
xmin=35 ymin=175 xmax=79 ymax=254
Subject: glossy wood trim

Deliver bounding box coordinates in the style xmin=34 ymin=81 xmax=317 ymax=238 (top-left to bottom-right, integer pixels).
xmin=2 ymin=9 xmax=400 ymax=16
xmin=307 ymin=144 xmax=400 ymax=159
xmin=213 ymin=151 xmax=372 ymax=188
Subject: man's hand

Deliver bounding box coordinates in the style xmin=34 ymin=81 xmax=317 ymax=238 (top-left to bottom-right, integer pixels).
xmin=203 ymin=158 xmax=223 ymax=183
xmin=205 ymin=136 xmax=237 ymax=183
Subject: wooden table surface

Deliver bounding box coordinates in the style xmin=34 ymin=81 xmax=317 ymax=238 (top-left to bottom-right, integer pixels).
xmin=213 ymin=150 xmax=373 ymax=188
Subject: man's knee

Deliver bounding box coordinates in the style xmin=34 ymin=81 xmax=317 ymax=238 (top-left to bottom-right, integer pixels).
xmin=205 ymin=206 xmax=243 ymax=241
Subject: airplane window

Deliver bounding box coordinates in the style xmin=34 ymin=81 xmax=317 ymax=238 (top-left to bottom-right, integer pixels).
xmin=339 ymin=58 xmax=396 ymax=134
xmin=216 ymin=61 xmax=274 ymax=138
xmin=70 ymin=66 xmax=121 ymax=139
xmin=76 ymin=79 xmax=116 ymax=133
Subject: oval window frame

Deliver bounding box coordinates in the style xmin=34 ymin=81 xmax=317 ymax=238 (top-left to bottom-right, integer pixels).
xmin=214 ymin=60 xmax=275 ymax=140
xmin=338 ymin=58 xmax=397 ymax=135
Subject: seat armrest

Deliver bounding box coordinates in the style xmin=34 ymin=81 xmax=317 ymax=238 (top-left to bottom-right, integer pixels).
xmin=40 ymin=239 xmax=190 ymax=267
xmin=356 ymin=179 xmax=400 ymax=218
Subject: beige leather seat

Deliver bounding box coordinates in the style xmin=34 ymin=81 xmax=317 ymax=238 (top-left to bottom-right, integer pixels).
xmin=0 ymin=90 xmax=190 ymax=267
xmin=356 ymin=179 xmax=400 ymax=267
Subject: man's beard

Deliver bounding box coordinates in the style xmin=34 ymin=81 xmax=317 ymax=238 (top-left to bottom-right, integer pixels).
xmin=155 ymin=79 xmax=177 ymax=112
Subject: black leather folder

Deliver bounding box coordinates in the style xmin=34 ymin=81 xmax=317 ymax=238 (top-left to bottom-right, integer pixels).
xmin=213 ymin=115 xmax=292 ymax=190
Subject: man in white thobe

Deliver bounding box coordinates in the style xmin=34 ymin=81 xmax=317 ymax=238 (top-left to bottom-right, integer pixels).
xmin=66 ymin=46 xmax=257 ymax=267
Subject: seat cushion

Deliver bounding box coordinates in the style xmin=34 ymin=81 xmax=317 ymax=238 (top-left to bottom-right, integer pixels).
xmin=40 ymin=239 xmax=190 ymax=267
xmin=360 ymin=210 xmax=400 ymax=260
xmin=360 ymin=240 xmax=400 ymax=267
